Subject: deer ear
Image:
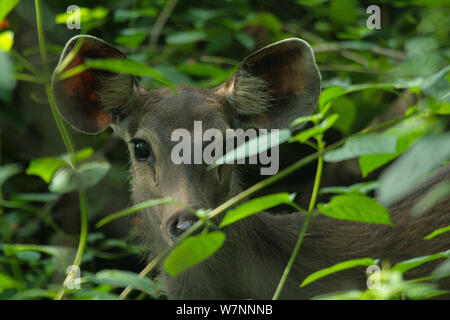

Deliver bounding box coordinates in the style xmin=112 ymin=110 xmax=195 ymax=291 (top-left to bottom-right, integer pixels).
xmin=51 ymin=35 xmax=137 ymax=134
xmin=221 ymin=38 xmax=321 ymax=129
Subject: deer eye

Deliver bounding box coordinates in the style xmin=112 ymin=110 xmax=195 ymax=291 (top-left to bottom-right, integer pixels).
xmin=131 ymin=139 xmax=152 ymax=161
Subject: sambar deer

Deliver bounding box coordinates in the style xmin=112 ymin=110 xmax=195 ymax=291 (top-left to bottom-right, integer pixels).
xmin=51 ymin=35 xmax=449 ymax=299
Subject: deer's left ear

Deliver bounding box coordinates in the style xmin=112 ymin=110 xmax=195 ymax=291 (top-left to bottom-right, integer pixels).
xmin=218 ymin=38 xmax=321 ymax=129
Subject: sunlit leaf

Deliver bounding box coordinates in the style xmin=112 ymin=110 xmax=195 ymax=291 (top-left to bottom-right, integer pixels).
xmin=0 ymin=0 xmax=20 ymax=21
xmin=424 ymin=225 xmax=450 ymax=240
xmin=164 ymin=232 xmax=226 ymax=276
xmin=392 ymin=250 xmax=450 ymax=273
xmin=26 ymin=157 xmax=66 ymax=183
xmin=317 ymin=194 xmax=393 ymax=226
xmin=220 ymin=193 xmax=297 ymax=228
xmin=0 ymin=30 xmax=13 ymax=51
xmin=300 ymin=258 xmax=374 ymax=287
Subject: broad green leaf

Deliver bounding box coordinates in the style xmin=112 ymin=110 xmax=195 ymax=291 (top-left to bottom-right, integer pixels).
xmin=392 ymin=250 xmax=450 ymax=273
xmin=89 ymin=270 xmax=159 ymax=297
xmin=220 ymin=193 xmax=297 ymax=228
xmin=359 ymin=116 xmax=430 ymax=177
xmin=324 ymin=134 xmax=397 ymax=163
xmin=26 ymin=157 xmax=66 ymax=183
xmin=164 ymin=232 xmax=226 ymax=276
xmin=0 ymin=0 xmax=20 ymax=21
xmin=377 ymin=133 xmax=450 ymax=206
xmin=0 ymin=163 xmax=22 ymax=185
xmin=424 ymin=225 xmax=450 ymax=240
xmin=0 ymin=272 xmax=17 ymax=289
xmin=290 ymin=114 xmax=339 ymax=143
xmin=26 ymin=148 xmax=94 ymax=183
xmin=300 ymin=258 xmax=374 ymax=287
xmin=166 ymin=30 xmax=207 ymax=45
xmin=0 ymin=30 xmax=13 ymax=52
xmin=317 ymin=194 xmax=393 ymax=226
xmin=49 ymin=161 xmax=111 ymax=194
xmin=211 ymin=129 xmax=291 ymax=168
xmin=96 ymin=197 xmax=174 ymax=228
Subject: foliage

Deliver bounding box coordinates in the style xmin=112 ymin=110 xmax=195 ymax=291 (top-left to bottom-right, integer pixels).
xmin=0 ymin=0 xmax=449 ymax=300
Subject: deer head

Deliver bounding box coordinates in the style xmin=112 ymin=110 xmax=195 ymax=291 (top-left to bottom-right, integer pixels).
xmin=51 ymin=35 xmax=321 ymax=249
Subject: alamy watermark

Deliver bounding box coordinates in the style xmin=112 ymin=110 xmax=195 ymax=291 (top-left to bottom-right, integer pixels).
xmin=66 ymin=5 xmax=81 ymax=30
xmin=64 ymin=265 xmax=81 ymax=290
xmin=366 ymin=5 xmax=381 ymax=30
xmin=366 ymin=265 xmax=381 ymax=290
xmin=171 ymin=121 xmax=280 ymax=176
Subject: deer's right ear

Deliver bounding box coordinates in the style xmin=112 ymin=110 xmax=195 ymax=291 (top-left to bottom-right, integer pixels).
xmin=51 ymin=35 xmax=137 ymax=134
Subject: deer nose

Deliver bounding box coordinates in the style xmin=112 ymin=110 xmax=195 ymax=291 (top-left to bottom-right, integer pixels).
xmin=165 ymin=210 xmax=200 ymax=242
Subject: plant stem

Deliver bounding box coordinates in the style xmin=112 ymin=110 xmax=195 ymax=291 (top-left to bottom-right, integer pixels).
xmin=35 ymin=0 xmax=88 ymax=300
xmin=272 ymin=136 xmax=324 ymax=300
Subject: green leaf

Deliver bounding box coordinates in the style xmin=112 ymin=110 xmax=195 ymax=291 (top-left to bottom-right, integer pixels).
xmin=49 ymin=161 xmax=111 ymax=194
xmin=392 ymin=250 xmax=450 ymax=273
xmin=61 ymin=147 xmax=94 ymax=164
xmin=319 ymin=84 xmax=396 ymax=111
xmin=10 ymin=289 xmax=57 ymax=300
xmin=300 ymin=258 xmax=374 ymax=287
xmin=3 ymin=243 xmax=72 ymax=259
xmin=0 ymin=30 xmax=13 ymax=52
xmin=166 ymin=30 xmax=207 ymax=45
xmin=26 ymin=148 xmax=94 ymax=183
xmin=211 ymin=129 xmax=291 ymax=168
xmin=96 ymin=197 xmax=174 ymax=228
xmin=0 ymin=163 xmax=22 ymax=185
xmin=424 ymin=225 xmax=450 ymax=240
xmin=0 ymin=272 xmax=17 ymax=290
xmin=26 ymin=157 xmax=66 ymax=183
xmin=164 ymin=232 xmax=226 ymax=276
xmin=359 ymin=116 xmax=430 ymax=177
xmin=0 ymin=0 xmax=20 ymax=21
xmin=16 ymin=250 xmax=41 ymax=262
xmin=220 ymin=193 xmax=296 ymax=228
xmin=81 ymin=58 xmax=174 ymax=90
xmin=290 ymin=114 xmax=339 ymax=143
xmin=324 ymin=134 xmax=397 ymax=163
xmin=89 ymin=270 xmax=159 ymax=297
xmin=317 ymin=194 xmax=393 ymax=226
xmin=320 ymin=181 xmax=378 ymax=195
xmin=377 ymin=133 xmax=450 ymax=206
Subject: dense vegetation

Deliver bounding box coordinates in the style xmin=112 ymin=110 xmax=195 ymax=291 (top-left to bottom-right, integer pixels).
xmin=0 ymin=0 xmax=449 ymax=300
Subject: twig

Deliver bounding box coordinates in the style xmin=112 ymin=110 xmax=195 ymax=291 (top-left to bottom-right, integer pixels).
xmin=149 ymin=0 xmax=179 ymax=52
